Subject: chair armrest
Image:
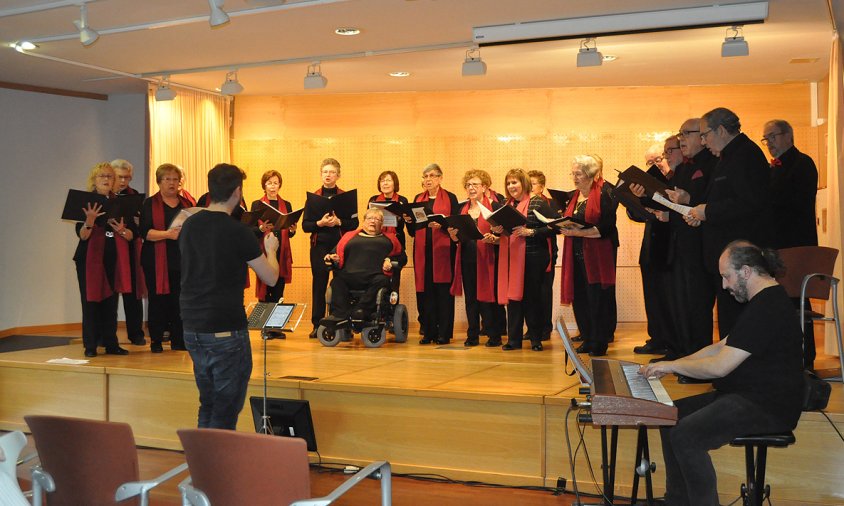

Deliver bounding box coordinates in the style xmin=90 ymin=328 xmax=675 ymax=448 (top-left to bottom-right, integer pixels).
xmin=115 ymin=462 xmax=188 ymax=506
xmin=30 ymin=466 xmax=55 ymax=506
xmin=178 ymin=476 xmax=211 ymax=506
xmin=290 ymin=461 xmax=391 ymax=506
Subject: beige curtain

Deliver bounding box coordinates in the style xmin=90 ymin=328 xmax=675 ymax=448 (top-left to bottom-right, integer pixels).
xmin=147 ymin=86 xmax=231 ymax=201
xmin=826 ymin=31 xmax=844 ymax=356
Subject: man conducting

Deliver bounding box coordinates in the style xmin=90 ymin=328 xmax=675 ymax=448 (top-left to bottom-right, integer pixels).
xmin=640 ymin=241 xmax=804 ymax=506
xmin=323 ymin=208 xmax=400 ymax=322
xmin=180 ymin=163 xmax=280 ymax=430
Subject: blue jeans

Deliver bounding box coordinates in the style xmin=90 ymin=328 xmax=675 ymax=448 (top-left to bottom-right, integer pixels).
xmin=660 ymin=391 xmax=792 ymax=506
xmin=184 ymin=328 xmax=252 ymax=430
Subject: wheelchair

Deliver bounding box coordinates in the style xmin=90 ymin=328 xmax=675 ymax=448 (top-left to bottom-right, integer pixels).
xmin=316 ymin=262 xmax=409 ymax=348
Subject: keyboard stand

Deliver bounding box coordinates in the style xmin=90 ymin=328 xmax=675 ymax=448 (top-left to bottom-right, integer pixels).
xmin=630 ymin=426 xmax=658 ymax=506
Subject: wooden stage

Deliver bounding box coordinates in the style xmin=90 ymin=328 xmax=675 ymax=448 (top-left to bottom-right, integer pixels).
xmin=1 ymin=324 xmax=843 ymax=505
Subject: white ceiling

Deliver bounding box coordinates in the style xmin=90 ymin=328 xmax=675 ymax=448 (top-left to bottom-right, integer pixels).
xmin=0 ymin=0 xmax=836 ymax=97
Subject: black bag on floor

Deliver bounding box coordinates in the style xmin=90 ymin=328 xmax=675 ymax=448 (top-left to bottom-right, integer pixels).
xmin=802 ymin=369 xmax=831 ymax=411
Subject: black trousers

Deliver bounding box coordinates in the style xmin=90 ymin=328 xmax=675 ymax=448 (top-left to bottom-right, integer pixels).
xmin=571 ymin=253 xmax=617 ymax=349
xmin=260 ymin=280 xmax=286 ymax=303
xmin=119 ymin=292 xmax=144 ymax=340
xmin=76 ymin=261 xmax=119 ymax=352
xmin=640 ymin=263 xmax=676 ymax=351
xmin=506 ymin=250 xmax=549 ymax=348
xmin=421 ymin=259 xmax=455 ymax=343
xmin=540 ymin=261 xmax=556 ymax=339
xmin=143 ymin=267 xmax=183 ymax=346
xmin=793 ymin=297 xmax=816 ymax=369
xmin=670 ymin=256 xmax=715 ymax=356
xmin=310 ymin=244 xmax=333 ymax=328
xmin=712 ymin=272 xmax=743 ymax=339
xmin=461 ymin=257 xmax=504 ymax=341
xmin=330 ymin=272 xmax=390 ymax=319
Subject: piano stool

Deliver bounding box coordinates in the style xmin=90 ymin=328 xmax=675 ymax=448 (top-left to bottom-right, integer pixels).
xmin=728 ymin=432 xmax=796 ymax=506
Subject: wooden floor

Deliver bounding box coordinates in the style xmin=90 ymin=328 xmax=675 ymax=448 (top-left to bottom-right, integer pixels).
xmin=2 ymin=323 xmax=843 ymax=505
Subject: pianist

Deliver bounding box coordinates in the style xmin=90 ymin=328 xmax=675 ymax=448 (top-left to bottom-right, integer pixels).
xmin=640 ymin=241 xmax=803 ymax=506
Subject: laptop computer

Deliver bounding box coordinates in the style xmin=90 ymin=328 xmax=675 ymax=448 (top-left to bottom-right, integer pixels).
xmin=247 ymin=302 xmax=296 ymax=331
xmin=555 ymin=317 xmax=593 ymax=385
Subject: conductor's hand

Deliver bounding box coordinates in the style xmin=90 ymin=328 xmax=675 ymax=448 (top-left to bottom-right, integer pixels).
xmin=665 ymin=187 xmax=690 ymax=205
xmin=382 ymin=258 xmax=393 ymax=272
xmin=263 ymin=232 xmax=279 ymax=253
xmin=324 ymin=253 xmax=339 ymax=265
xmin=629 ymin=183 xmax=646 ymax=198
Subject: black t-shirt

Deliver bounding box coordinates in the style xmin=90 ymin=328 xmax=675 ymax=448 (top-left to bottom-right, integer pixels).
xmin=713 ymin=285 xmax=805 ymax=428
xmin=342 ymin=234 xmax=394 ymax=279
xmin=179 ymin=211 xmax=262 ymax=332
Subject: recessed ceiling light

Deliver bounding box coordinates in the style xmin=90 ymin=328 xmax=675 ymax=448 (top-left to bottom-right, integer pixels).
xmin=602 ymin=55 xmax=618 ymax=62
xmin=335 ymin=27 xmax=360 ymax=36
xmin=389 ymin=71 xmax=411 ymax=77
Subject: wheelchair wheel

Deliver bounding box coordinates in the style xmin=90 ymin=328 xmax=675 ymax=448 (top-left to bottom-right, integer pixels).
xmin=393 ymin=304 xmax=409 ymax=343
xmin=361 ymin=326 xmax=386 ymax=348
xmin=317 ymin=325 xmax=341 ymax=347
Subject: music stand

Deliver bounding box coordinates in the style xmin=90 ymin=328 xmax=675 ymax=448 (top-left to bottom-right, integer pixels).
xmin=246 ymin=301 xmax=306 ymax=435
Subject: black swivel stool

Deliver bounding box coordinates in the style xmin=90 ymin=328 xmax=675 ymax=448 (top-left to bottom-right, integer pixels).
xmin=729 ymin=432 xmax=795 ymax=506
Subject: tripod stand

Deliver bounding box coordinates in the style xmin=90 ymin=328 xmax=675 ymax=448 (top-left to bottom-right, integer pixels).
xmin=257 ymin=302 xmax=306 ymax=435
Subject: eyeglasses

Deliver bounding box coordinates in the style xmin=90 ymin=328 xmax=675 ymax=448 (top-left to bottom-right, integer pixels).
xmin=464 ymin=182 xmax=483 ymax=189
xmin=422 ymin=173 xmax=442 ymax=180
xmin=649 ymin=156 xmax=665 ymax=165
xmin=678 ymin=129 xmax=700 ymax=138
xmin=760 ymin=132 xmax=785 ymax=145
xmin=96 ymin=174 xmax=114 ymax=179
xmin=700 ymin=129 xmax=713 ymax=140
xmin=664 ymin=147 xmax=680 ymax=155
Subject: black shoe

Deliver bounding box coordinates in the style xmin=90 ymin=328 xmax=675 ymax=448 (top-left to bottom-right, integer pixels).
xmin=436 ymin=338 xmax=450 ymax=345
xmin=575 ymin=343 xmax=591 ymax=354
xmin=105 ymin=346 xmax=129 ymax=356
xmin=170 ymin=343 xmax=187 ymax=351
xmin=464 ymin=338 xmax=479 ymax=347
xmin=502 ymin=343 xmax=522 ymax=351
xmin=531 ymin=343 xmax=544 ymax=352
xmin=634 ymin=342 xmax=669 ymax=355
xmin=84 ymin=349 xmax=97 ymax=358
xmin=485 ymin=338 xmax=502 ymax=347
xmin=570 ymin=334 xmax=584 ymax=342
xmin=150 ymin=342 xmax=164 ymax=353
xmin=419 ymin=338 xmax=433 ymax=345
xmin=541 ymin=332 xmax=551 ymax=341
xmin=309 ymin=328 xmax=318 ymax=339
xmin=676 ymin=374 xmax=712 ymax=384
xmin=649 ymin=353 xmax=679 ymax=363
xmin=129 ymin=337 xmax=146 ymax=346
xmin=588 ymin=346 xmax=607 ymax=357
xmin=419 ymin=326 xmax=425 ymax=336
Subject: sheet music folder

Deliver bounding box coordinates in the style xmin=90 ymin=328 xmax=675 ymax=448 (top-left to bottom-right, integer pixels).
xmin=61 ymin=189 xmax=145 ymax=224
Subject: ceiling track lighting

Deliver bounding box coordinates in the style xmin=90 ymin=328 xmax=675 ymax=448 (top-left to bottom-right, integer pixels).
xmin=208 ymin=0 xmax=230 ymax=27
xmin=576 ymin=38 xmax=603 ymax=67
xmin=722 ymin=25 xmax=749 ymax=57
xmin=73 ymin=3 xmax=99 ymax=47
xmin=304 ymin=62 xmax=327 ymax=89
xmin=220 ymin=70 xmax=243 ymax=95
xmin=461 ymin=47 xmax=487 ymax=76
xmin=154 ymin=76 xmax=177 ymax=101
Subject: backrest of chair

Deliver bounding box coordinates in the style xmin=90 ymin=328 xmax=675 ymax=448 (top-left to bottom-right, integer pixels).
xmin=776 ymin=246 xmax=839 ymax=300
xmin=178 ymin=428 xmax=310 ymax=506
xmin=25 ymin=415 xmax=140 ymax=506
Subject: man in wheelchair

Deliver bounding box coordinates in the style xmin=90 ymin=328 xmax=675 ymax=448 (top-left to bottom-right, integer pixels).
xmin=322 ymin=208 xmax=401 ymax=327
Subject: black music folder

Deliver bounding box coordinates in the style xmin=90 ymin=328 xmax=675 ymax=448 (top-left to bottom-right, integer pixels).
xmin=258 ymin=203 xmax=304 ymax=231
xmin=532 ymin=209 xmax=589 ymax=229
xmin=444 ymin=214 xmax=484 ymax=242
xmin=615 ymin=165 xmax=669 ymax=198
xmin=377 ymin=201 xmax=429 ymax=224
xmin=61 ymin=190 xmax=144 ymax=225
xmin=305 ymin=189 xmax=358 ymax=220
xmin=481 ymin=204 xmax=527 ymax=234
xmin=611 ymin=183 xmax=656 ymax=222
xmin=547 ymin=188 xmax=576 ymax=213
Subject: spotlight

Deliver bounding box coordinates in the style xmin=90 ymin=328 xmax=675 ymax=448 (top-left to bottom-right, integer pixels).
xmin=154 ymin=77 xmax=177 ymax=101
xmin=11 ymin=41 xmax=37 ymax=52
xmin=73 ymin=4 xmax=99 ymax=47
xmin=220 ymin=70 xmax=243 ymax=95
xmin=304 ymin=62 xmax=327 ymax=89
xmin=576 ymin=38 xmax=603 ymax=67
xmin=461 ymin=47 xmax=487 ymax=76
xmin=208 ymin=0 xmax=230 ymax=27
xmin=721 ymin=26 xmax=749 ymax=57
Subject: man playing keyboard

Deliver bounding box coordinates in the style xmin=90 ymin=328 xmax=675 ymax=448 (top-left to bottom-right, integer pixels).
xmin=640 ymin=241 xmax=804 ymax=506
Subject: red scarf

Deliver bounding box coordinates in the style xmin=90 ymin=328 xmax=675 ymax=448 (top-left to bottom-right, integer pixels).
xmin=336 ymin=229 xmax=401 ymax=274
xmin=151 ymin=192 xmax=191 ymax=295
xmin=414 ymin=187 xmax=453 ymax=290
xmin=496 ymin=196 xmax=530 ymax=303
xmin=310 ymin=186 xmax=345 ymax=246
xmin=180 ymin=189 xmax=197 ymax=206
xmin=84 ymin=202 xmax=132 ymax=301
xmin=450 ymin=193 xmax=499 ymax=302
xmin=256 ymin=195 xmax=294 ymax=299
xmin=374 ymin=193 xmax=400 ymax=236
xmin=120 ymin=187 xmax=147 ymax=298
xmin=561 ymin=179 xmax=616 ymax=304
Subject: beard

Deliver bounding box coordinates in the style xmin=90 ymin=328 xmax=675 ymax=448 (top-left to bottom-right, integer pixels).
xmin=728 ymin=277 xmax=749 ymax=303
